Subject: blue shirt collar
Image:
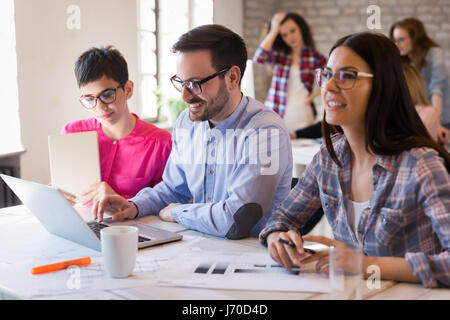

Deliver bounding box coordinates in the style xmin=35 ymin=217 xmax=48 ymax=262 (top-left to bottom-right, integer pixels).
xmin=210 ymin=94 xmax=248 ymax=133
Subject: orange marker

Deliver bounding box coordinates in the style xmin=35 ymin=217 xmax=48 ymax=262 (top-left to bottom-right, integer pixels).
xmin=31 ymin=257 xmax=91 ymax=275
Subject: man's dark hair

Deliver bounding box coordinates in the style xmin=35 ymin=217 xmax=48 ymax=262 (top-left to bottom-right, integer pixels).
xmin=74 ymin=45 xmax=129 ymax=87
xmin=171 ymin=24 xmax=248 ymax=84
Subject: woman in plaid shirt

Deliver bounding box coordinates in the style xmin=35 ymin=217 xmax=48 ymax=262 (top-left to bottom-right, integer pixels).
xmin=259 ymin=32 xmax=450 ymax=288
xmin=253 ymin=12 xmax=326 ymax=132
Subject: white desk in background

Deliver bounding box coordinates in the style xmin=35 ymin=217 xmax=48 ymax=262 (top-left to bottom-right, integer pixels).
xmin=291 ymin=138 xmax=321 ymax=179
xmin=0 ymin=205 xmax=449 ymax=300
xmin=291 ymin=138 xmax=321 ymax=166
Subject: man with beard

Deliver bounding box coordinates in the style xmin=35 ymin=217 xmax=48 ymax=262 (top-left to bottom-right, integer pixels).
xmin=94 ymin=24 xmax=292 ymax=239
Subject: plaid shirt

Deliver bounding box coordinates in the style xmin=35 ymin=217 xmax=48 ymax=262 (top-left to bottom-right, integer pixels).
xmin=260 ymin=134 xmax=450 ymax=288
xmin=253 ymin=46 xmax=326 ymax=118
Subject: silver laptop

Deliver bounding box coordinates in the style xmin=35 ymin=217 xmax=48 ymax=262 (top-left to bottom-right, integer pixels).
xmin=1 ymin=174 xmax=182 ymax=251
xmin=48 ymin=131 xmax=101 ymax=203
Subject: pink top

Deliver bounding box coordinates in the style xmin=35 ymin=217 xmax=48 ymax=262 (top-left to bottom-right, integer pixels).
xmin=62 ymin=114 xmax=172 ymax=199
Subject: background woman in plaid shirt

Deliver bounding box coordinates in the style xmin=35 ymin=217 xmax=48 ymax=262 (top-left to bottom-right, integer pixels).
xmin=253 ymin=12 xmax=326 ymax=133
xmin=259 ymin=32 xmax=450 ymax=288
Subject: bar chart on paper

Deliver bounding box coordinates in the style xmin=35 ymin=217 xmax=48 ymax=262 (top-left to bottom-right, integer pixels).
xmin=194 ymin=261 xmax=302 ymax=275
xmin=155 ymin=250 xmax=330 ymax=293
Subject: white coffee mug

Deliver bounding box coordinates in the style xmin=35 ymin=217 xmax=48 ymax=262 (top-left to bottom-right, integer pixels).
xmin=101 ymin=226 xmax=138 ymax=278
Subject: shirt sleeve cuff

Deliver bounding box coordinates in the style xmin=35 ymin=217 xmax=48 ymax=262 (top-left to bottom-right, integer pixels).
xmin=129 ymin=194 xmax=154 ymax=219
xmin=405 ymin=252 xmax=438 ymax=288
xmin=170 ymin=204 xmax=190 ymax=226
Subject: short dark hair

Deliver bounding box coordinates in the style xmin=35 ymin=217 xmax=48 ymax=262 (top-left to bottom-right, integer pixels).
xmin=322 ymin=32 xmax=450 ymax=171
xmin=74 ymin=46 xmax=129 ymax=87
xmin=271 ymin=12 xmax=317 ymax=53
xmin=171 ymin=24 xmax=247 ymax=84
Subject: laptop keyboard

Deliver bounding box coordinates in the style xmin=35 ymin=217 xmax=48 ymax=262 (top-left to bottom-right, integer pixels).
xmin=138 ymin=235 xmax=151 ymax=242
xmin=88 ymin=222 xmax=109 ymax=238
xmin=88 ymin=222 xmax=151 ymax=243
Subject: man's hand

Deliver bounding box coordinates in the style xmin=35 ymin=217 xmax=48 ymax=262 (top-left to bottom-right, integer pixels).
xmin=158 ymin=203 xmax=181 ymax=222
xmin=93 ymin=194 xmax=138 ymax=222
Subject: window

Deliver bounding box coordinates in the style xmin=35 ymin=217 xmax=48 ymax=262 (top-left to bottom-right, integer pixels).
xmin=138 ymin=0 xmax=213 ymax=121
xmin=0 ymin=0 xmax=23 ymax=154
xmin=138 ymin=0 xmax=158 ymax=120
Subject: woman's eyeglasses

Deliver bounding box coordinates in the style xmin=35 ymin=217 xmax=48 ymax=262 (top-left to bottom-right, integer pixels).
xmin=315 ymin=68 xmax=373 ymax=90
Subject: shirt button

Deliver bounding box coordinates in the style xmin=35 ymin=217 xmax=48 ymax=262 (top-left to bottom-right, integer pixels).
xmin=113 ymin=141 xmax=117 ymax=145
xmin=207 ymin=197 xmax=211 ymax=201
xmin=209 ymin=170 xmax=214 ymax=175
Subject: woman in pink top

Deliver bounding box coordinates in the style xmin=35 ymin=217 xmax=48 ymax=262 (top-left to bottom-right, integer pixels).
xmin=63 ymin=46 xmax=171 ymax=203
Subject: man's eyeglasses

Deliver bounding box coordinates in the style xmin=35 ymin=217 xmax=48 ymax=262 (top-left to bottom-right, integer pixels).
xmin=170 ymin=67 xmax=230 ymax=95
xmin=79 ymin=85 xmax=123 ymax=109
xmin=315 ymin=68 xmax=373 ymax=90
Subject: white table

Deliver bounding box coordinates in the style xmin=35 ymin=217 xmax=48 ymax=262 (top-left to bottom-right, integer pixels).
xmin=0 ymin=205 xmax=448 ymax=300
xmin=291 ymin=138 xmax=321 ymax=178
xmin=291 ymin=138 xmax=321 ymax=166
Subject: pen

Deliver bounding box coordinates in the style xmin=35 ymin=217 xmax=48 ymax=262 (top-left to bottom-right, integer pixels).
xmin=31 ymin=257 xmax=91 ymax=275
xmin=278 ymin=238 xmax=316 ymax=255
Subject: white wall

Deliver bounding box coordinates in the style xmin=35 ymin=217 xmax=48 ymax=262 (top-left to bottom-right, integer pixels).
xmin=213 ymin=1 xmax=253 ymax=98
xmin=213 ymin=0 xmax=243 ymax=36
xmin=14 ymin=0 xmax=139 ymax=184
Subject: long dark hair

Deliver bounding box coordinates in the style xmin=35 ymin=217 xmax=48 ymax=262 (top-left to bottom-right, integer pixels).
xmin=389 ymin=18 xmax=439 ymax=69
xmin=271 ymin=12 xmax=316 ymax=53
xmin=322 ymin=32 xmax=450 ymax=171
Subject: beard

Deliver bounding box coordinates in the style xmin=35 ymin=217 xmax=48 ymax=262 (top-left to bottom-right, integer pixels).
xmin=187 ymin=80 xmax=230 ymax=122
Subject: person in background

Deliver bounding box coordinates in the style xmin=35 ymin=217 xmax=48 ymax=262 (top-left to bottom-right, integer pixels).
xmin=289 ymin=121 xmax=322 ymax=139
xmin=62 ymin=46 xmax=172 ymax=204
xmin=403 ymin=63 xmax=442 ymax=142
xmin=260 ymin=32 xmax=450 ymax=288
xmin=94 ymin=25 xmax=292 ymax=239
xmin=253 ymin=12 xmax=326 ymax=133
xmin=390 ymin=17 xmax=450 ymax=144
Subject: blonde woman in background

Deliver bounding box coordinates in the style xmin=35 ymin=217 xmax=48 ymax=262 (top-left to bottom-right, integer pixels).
xmin=390 ymin=18 xmax=450 ymax=144
xmin=403 ymin=63 xmax=446 ymax=142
